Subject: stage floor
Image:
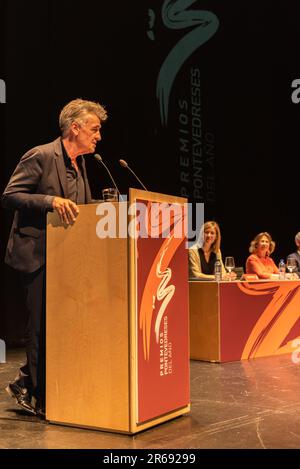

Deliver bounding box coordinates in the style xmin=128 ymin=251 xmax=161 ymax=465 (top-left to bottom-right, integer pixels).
xmin=1 ymin=348 xmax=300 ymax=449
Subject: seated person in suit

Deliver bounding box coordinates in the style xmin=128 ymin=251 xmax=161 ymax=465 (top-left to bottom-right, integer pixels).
xmin=189 ymin=221 xmax=227 ymax=279
xmin=246 ymin=232 xmax=279 ymax=279
xmin=287 ymin=232 xmax=300 ymax=278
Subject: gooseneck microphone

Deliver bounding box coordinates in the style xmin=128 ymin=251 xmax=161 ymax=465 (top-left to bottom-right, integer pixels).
xmin=94 ymin=154 xmax=124 ymax=201
xmin=119 ymin=159 xmax=148 ymax=191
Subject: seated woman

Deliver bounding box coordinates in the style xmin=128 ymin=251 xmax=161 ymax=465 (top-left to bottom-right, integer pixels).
xmin=246 ymin=232 xmax=279 ymax=279
xmin=189 ymin=221 xmax=226 ymax=279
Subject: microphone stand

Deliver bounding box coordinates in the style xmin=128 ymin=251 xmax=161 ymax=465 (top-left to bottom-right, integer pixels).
xmin=94 ymin=154 xmax=124 ymax=201
xmin=119 ymin=159 xmax=148 ymax=191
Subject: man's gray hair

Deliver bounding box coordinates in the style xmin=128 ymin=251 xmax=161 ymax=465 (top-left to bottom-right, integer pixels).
xmin=59 ymin=98 xmax=107 ymax=136
xmin=295 ymin=232 xmax=300 ymax=243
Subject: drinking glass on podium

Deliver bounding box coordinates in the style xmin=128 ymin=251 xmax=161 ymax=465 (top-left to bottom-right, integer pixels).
xmin=102 ymin=187 xmax=118 ymax=201
xmin=225 ymin=256 xmax=235 ymax=281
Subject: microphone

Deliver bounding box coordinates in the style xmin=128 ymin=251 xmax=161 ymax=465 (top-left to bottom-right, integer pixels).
xmin=94 ymin=154 xmax=124 ymax=201
xmin=119 ymin=159 xmax=148 ymax=191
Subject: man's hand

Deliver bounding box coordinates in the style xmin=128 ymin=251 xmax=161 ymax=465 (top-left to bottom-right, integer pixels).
xmin=52 ymin=197 xmax=79 ymax=224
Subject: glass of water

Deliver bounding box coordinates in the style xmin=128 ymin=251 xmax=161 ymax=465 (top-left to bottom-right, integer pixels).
xmin=102 ymin=188 xmax=118 ymax=201
xmin=225 ymin=256 xmax=235 ymax=281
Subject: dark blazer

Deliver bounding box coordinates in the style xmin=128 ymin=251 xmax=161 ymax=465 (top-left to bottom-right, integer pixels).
xmin=287 ymin=252 xmax=300 ymax=278
xmin=1 ymin=138 xmax=92 ymax=273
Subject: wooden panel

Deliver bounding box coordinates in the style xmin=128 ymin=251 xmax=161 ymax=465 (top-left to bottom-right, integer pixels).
xmin=130 ymin=403 xmax=191 ymax=434
xmin=47 ymin=194 xmax=189 ymax=434
xmin=46 ymin=203 xmax=129 ymax=431
xmin=189 ymin=281 xmax=220 ymax=361
xmin=129 ymin=188 xmax=187 ymax=205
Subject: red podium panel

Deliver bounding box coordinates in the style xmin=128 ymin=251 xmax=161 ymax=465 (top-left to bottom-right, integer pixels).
xmin=134 ymin=198 xmax=190 ymax=423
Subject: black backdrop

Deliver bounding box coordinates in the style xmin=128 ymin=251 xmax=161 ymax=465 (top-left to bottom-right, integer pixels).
xmin=1 ymin=0 xmax=300 ymax=343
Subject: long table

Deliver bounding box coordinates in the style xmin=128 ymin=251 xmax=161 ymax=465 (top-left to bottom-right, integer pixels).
xmin=189 ymin=280 xmax=300 ymax=362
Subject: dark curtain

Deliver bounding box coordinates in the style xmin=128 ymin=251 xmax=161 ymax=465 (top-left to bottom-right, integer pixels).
xmin=1 ymin=0 xmax=300 ymax=343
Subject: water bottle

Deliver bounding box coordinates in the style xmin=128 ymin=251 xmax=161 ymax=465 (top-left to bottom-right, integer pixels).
xmin=278 ymin=259 xmax=286 ymax=280
xmin=214 ymin=259 xmax=222 ymax=282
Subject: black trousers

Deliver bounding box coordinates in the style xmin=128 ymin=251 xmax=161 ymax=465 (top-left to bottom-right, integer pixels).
xmin=18 ymin=266 xmax=46 ymax=406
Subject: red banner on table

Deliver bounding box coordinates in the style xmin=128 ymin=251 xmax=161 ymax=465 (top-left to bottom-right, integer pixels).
xmin=219 ymin=281 xmax=300 ymax=361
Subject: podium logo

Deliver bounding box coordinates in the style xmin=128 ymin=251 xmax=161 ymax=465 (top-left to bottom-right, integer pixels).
xmin=139 ymin=234 xmax=181 ymax=363
xmin=0 ymin=79 xmax=6 ymax=103
xmin=148 ymin=0 xmax=219 ymax=126
xmin=0 ymin=339 xmax=6 ymax=363
xmin=154 ymin=238 xmax=175 ymax=343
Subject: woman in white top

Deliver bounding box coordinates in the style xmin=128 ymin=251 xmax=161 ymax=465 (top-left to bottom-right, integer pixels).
xmin=188 ymin=220 xmax=226 ymax=279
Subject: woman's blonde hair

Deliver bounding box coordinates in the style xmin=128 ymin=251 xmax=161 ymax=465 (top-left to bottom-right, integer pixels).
xmin=249 ymin=232 xmax=275 ymax=255
xmin=196 ymin=221 xmax=221 ymax=253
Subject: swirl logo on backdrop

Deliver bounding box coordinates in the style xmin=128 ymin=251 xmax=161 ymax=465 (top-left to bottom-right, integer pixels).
xmin=148 ymin=0 xmax=219 ymax=126
xmin=0 ymin=78 xmax=6 ymax=103
xmin=147 ymin=0 xmax=219 ymax=202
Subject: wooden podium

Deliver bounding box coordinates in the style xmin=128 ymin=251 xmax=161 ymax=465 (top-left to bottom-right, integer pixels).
xmin=46 ymin=189 xmax=190 ymax=433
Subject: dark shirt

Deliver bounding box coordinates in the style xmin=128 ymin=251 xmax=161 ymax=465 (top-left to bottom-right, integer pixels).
xmin=198 ymin=248 xmax=217 ymax=275
xmin=62 ymin=142 xmax=85 ymax=204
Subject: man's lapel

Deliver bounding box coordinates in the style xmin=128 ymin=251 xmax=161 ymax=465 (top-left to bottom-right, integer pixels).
xmin=54 ymin=138 xmax=68 ymax=198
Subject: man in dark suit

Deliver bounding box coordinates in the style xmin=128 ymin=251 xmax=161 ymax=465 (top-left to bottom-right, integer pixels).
xmin=2 ymin=98 xmax=107 ymax=416
xmin=287 ymin=232 xmax=300 ymax=278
